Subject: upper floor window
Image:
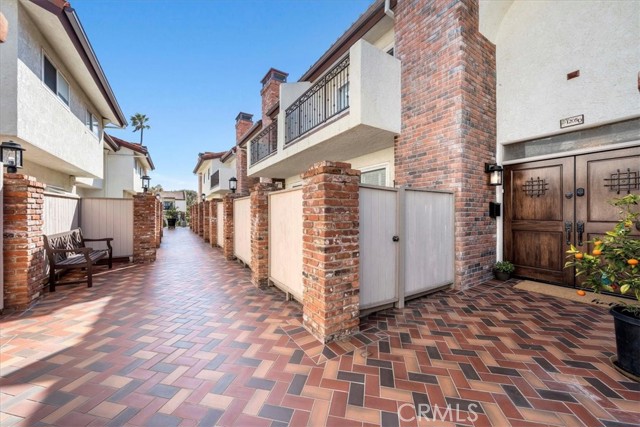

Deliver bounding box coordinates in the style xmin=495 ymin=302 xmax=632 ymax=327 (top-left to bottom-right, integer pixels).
xmin=43 ymin=54 xmax=69 ymax=106
xmin=85 ymin=110 xmax=100 ymax=138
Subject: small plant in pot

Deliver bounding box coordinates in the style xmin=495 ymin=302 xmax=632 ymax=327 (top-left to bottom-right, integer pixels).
xmin=165 ymin=207 xmax=178 ymax=229
xmin=565 ymin=194 xmax=639 ymax=380
xmin=493 ymin=261 xmax=515 ymax=281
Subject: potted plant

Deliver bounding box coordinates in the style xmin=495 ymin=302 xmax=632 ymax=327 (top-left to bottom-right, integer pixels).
xmin=565 ymin=194 xmax=639 ymax=379
xmin=494 ymin=260 xmax=515 ymax=281
xmin=165 ymin=207 xmax=178 ymax=229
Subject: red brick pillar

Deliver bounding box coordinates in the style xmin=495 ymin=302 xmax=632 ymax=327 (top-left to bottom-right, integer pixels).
xmin=3 ymin=174 xmax=46 ymax=310
xmin=222 ymin=194 xmax=239 ymax=260
xmin=210 ymin=200 xmax=218 ymax=247
xmin=250 ymin=182 xmax=277 ymax=288
xmin=133 ymin=193 xmax=157 ymax=264
xmin=394 ymin=0 xmax=497 ymax=289
xmin=155 ymin=199 xmax=162 ymax=247
xmin=203 ymin=200 xmax=210 ymax=242
xmin=302 ymin=161 xmax=360 ymax=343
xmin=190 ymin=206 xmax=194 ymax=231
xmin=198 ymin=202 xmax=205 ymax=237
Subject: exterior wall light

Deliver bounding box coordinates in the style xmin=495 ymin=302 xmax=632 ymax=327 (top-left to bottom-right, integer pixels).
xmin=229 ymin=177 xmax=237 ymax=193
xmin=201 ymin=193 xmax=206 ymax=202
xmin=1 ymin=140 xmax=25 ymax=173
xmin=485 ymin=163 xmax=503 ymax=186
xmin=141 ymin=175 xmax=151 ymax=192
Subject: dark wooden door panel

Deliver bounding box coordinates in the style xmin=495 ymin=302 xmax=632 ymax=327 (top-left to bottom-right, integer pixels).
xmin=511 ymin=166 xmax=564 ymax=221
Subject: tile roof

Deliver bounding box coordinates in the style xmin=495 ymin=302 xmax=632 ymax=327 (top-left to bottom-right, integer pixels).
xmin=104 ymin=133 xmax=155 ymax=170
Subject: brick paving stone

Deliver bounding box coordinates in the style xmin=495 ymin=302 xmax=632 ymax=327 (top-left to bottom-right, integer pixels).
xmin=1 ymin=228 xmax=639 ymax=426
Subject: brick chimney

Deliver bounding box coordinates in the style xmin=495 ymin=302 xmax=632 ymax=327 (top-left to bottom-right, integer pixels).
xmin=235 ymin=112 xmax=254 ymax=143
xmin=260 ymin=68 xmax=288 ymax=126
xmin=235 ymin=112 xmax=255 ymax=195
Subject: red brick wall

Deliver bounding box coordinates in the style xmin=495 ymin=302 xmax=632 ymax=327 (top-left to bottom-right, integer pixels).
xmin=236 ymin=114 xmax=257 ymax=196
xmin=155 ymin=199 xmax=162 ymax=247
xmin=250 ymin=182 xmax=277 ymax=288
xmin=133 ymin=193 xmax=158 ymax=264
xmin=203 ymin=200 xmax=210 ymax=242
xmin=209 ymin=200 xmax=218 ymax=247
xmin=198 ymin=202 xmax=204 ymax=237
xmin=302 ymin=161 xmax=360 ymax=343
xmin=222 ymin=194 xmax=240 ymax=260
xmin=394 ymin=0 xmax=497 ymax=289
xmin=3 ymin=174 xmax=46 ymax=310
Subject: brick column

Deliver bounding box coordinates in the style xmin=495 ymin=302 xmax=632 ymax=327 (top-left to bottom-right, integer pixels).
xmin=210 ymin=200 xmax=218 ymax=247
xmin=155 ymin=199 xmax=162 ymax=247
xmin=203 ymin=200 xmax=210 ymax=242
xmin=3 ymin=174 xmax=46 ymax=310
xmin=222 ymin=194 xmax=239 ymax=260
xmin=190 ymin=206 xmax=194 ymax=231
xmin=250 ymin=182 xmax=277 ymax=288
xmin=394 ymin=0 xmax=497 ymax=289
xmin=133 ymin=193 xmax=157 ymax=264
xmin=302 ymin=162 xmax=360 ymax=343
xmin=198 ymin=202 xmax=204 ymax=237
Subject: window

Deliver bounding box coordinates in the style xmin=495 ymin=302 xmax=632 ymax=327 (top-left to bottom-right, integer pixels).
xmin=337 ymin=82 xmax=349 ymax=111
xmin=163 ymin=201 xmax=175 ymax=210
xmin=43 ymin=54 xmax=70 ymax=105
xmin=85 ymin=110 xmax=100 ymax=138
xmin=360 ymin=168 xmax=386 ymax=186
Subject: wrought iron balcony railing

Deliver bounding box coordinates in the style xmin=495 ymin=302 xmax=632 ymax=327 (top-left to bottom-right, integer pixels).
xmin=210 ymin=170 xmax=219 ymax=189
xmin=284 ymin=55 xmax=350 ymax=145
xmin=250 ymin=120 xmax=278 ymax=165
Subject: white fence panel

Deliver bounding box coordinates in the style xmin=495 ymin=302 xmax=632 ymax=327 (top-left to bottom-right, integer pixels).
xmin=269 ymin=188 xmax=303 ymax=302
xmin=359 ymin=186 xmax=398 ymax=309
xmin=404 ymin=189 xmax=455 ymax=296
xmin=0 ymin=171 xmax=3 ymax=310
xmin=43 ymin=193 xmax=79 ymax=235
xmin=233 ymin=196 xmax=251 ymax=265
xmin=217 ymin=202 xmax=224 ymax=247
xmin=80 ymin=198 xmax=134 ymax=258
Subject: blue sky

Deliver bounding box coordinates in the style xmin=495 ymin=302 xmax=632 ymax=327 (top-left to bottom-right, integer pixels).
xmin=72 ymin=0 xmax=375 ymax=191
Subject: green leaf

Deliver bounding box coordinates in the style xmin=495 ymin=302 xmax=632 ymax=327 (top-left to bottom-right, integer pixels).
xmin=620 ymin=284 xmax=630 ymax=294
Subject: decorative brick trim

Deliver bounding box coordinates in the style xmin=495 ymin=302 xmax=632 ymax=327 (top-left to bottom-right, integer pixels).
xmin=3 ymin=173 xmax=46 ymax=310
xmin=250 ymin=183 xmax=277 ymax=288
xmin=302 ymin=161 xmax=360 ymax=343
xmin=394 ymin=0 xmax=497 ymax=289
xmin=203 ymin=200 xmax=210 ymax=242
xmin=133 ymin=193 xmax=158 ymax=264
xmin=209 ymin=200 xmax=218 ymax=247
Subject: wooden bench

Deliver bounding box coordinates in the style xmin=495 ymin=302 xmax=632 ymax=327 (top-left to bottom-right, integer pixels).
xmin=43 ymin=228 xmax=113 ymax=292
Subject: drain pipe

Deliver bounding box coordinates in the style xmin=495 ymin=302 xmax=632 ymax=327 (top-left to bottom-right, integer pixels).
xmin=384 ymin=0 xmax=395 ymax=19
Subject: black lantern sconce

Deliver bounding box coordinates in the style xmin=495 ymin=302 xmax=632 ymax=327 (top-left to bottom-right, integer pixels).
xmin=1 ymin=140 xmax=25 ymax=173
xmin=141 ymin=175 xmax=151 ymax=192
xmin=201 ymin=193 xmax=206 ymax=202
xmin=229 ymin=177 xmax=237 ymax=194
xmin=485 ymin=163 xmax=503 ymax=186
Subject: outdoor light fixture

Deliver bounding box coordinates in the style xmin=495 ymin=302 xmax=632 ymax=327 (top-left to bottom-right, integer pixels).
xmin=229 ymin=177 xmax=237 ymax=194
xmin=201 ymin=193 xmax=206 ymax=202
xmin=141 ymin=175 xmax=151 ymax=192
xmin=485 ymin=163 xmax=503 ymax=186
xmin=0 ymin=140 xmax=25 ymax=173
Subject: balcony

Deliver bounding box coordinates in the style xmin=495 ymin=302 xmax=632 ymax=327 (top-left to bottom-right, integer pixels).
xmin=250 ymin=121 xmax=278 ymax=165
xmin=248 ymin=39 xmax=400 ymax=179
xmin=206 ymin=166 xmax=235 ymax=197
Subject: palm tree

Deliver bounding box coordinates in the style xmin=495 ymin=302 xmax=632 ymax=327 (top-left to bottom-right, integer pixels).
xmin=130 ymin=113 xmax=150 ymax=144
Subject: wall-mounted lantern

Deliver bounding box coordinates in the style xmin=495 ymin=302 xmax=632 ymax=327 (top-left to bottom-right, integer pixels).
xmin=201 ymin=193 xmax=206 ymax=202
xmin=0 ymin=140 xmax=25 ymax=173
xmin=229 ymin=177 xmax=237 ymax=194
xmin=141 ymin=175 xmax=151 ymax=192
xmin=485 ymin=163 xmax=503 ymax=186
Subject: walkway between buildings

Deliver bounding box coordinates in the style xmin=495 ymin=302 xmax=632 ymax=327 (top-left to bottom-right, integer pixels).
xmin=0 ymin=228 xmax=638 ymax=426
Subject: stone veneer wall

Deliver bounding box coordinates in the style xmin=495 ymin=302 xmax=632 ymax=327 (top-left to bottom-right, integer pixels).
xmin=3 ymin=174 xmax=46 ymax=310
xmin=394 ymin=0 xmax=497 ymax=289
xmin=301 ymin=162 xmax=360 ymax=343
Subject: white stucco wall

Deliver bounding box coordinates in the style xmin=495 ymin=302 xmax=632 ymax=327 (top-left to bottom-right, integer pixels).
xmin=20 ymin=159 xmax=75 ymax=192
xmin=10 ymin=2 xmax=104 ymax=178
xmin=0 ymin=0 xmax=18 ymax=136
xmin=284 ymin=146 xmax=394 ymax=188
xmin=496 ymin=0 xmax=640 ymax=145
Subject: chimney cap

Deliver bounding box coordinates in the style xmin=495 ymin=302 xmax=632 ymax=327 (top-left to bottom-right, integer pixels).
xmin=261 ymin=68 xmax=288 ymax=86
xmin=235 ymin=112 xmax=253 ymax=122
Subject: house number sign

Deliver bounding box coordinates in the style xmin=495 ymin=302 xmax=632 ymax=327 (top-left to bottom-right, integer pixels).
xmin=560 ymin=114 xmax=584 ymax=129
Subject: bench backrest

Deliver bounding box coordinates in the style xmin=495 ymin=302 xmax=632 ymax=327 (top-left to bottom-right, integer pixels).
xmin=43 ymin=228 xmax=85 ymax=264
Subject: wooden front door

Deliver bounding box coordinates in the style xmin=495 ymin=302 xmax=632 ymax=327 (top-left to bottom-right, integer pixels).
xmin=504 ymin=147 xmax=640 ymax=286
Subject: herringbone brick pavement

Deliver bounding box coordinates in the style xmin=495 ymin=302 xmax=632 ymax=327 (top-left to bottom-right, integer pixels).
xmin=1 ymin=228 xmax=638 ymax=426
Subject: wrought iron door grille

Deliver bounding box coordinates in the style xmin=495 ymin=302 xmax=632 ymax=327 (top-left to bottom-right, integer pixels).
xmin=604 ymin=168 xmax=639 ymax=194
xmin=523 ymin=177 xmax=548 ymax=197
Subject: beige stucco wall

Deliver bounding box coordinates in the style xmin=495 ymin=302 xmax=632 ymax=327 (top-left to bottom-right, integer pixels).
xmin=494 ymin=0 xmax=640 ymax=145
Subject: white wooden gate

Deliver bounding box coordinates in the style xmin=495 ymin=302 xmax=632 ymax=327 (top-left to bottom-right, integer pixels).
xmin=269 ymin=188 xmax=303 ymax=302
xmin=43 ymin=193 xmax=80 ymax=235
xmin=359 ymin=185 xmax=455 ymax=310
xmin=80 ymin=198 xmax=133 ymax=258
xmin=233 ymin=196 xmax=251 ymax=265
xmin=217 ymin=202 xmax=224 ymax=247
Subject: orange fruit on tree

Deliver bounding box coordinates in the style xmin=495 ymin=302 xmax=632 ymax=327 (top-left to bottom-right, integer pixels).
xmin=592 ymin=249 xmax=602 ymax=256
xmin=628 ymin=259 xmax=639 ymax=266
xmin=575 ymin=253 xmax=584 ymax=259
xmin=577 ymin=290 xmax=586 ymax=296
xmin=594 ymin=240 xmax=602 ymax=246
